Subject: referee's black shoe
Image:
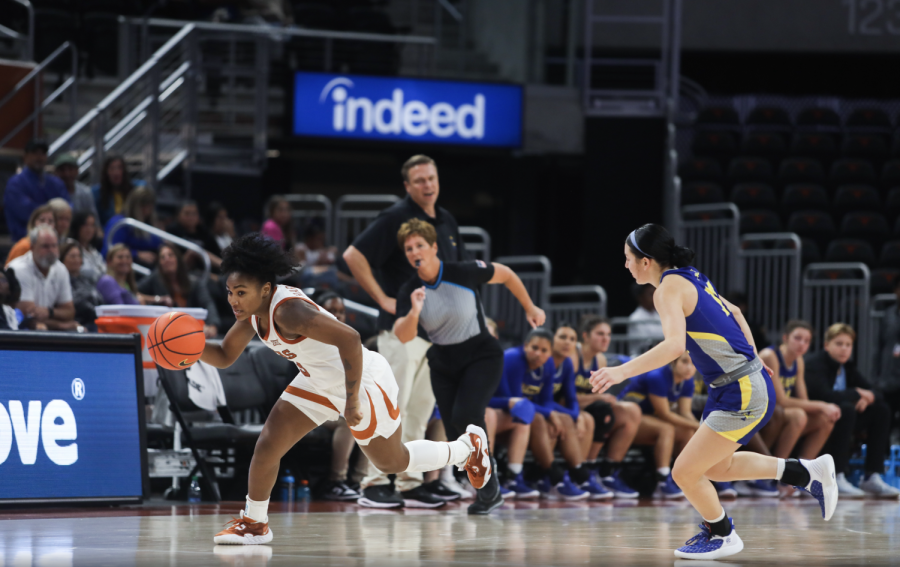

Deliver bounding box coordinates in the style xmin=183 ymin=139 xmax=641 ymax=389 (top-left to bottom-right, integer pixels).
xmin=359 ymin=485 xmax=404 ymax=508
xmin=423 ymin=479 xmax=462 ymax=501
xmin=400 ymin=485 xmax=447 ymax=508
xmin=467 ymin=459 xmax=504 ymax=515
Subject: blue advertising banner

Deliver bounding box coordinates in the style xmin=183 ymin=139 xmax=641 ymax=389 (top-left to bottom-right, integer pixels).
xmin=293 ymin=72 xmax=523 ymax=147
xmin=0 ymin=350 xmax=144 ymax=501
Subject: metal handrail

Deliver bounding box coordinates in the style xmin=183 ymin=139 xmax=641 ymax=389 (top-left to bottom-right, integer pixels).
xmin=126 ymin=16 xmax=437 ymax=45
xmin=50 ymin=23 xmax=196 ymax=157
xmin=105 ymin=218 xmax=211 ymax=284
xmin=0 ymin=0 xmax=34 ymax=60
xmin=0 ymin=41 xmax=78 ymax=148
xmin=437 ymin=0 xmax=463 ymax=21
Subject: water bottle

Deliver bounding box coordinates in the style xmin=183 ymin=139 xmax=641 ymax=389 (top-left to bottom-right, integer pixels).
xmin=296 ymin=479 xmax=311 ymax=503
xmin=187 ymin=476 xmax=202 ymax=503
xmin=278 ymin=470 xmax=295 ymax=504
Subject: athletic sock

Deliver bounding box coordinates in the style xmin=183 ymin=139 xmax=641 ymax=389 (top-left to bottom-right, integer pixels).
xmin=703 ymin=508 xmax=731 ymax=538
xmin=777 ymin=458 xmax=811 ymax=487
xmin=508 ymin=462 xmax=523 ymax=476
xmin=545 ymin=464 xmax=566 ymax=485
xmin=569 ymin=464 xmax=590 ymax=484
xmin=657 ymin=466 xmax=671 ymax=482
xmin=245 ymin=495 xmax=269 ymax=523
xmin=405 ymin=440 xmax=471 ymax=473
xmin=601 ymin=460 xmax=622 ymax=479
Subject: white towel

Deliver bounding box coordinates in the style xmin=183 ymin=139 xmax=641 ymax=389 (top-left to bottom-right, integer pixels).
xmin=185 ymin=361 xmax=227 ymax=411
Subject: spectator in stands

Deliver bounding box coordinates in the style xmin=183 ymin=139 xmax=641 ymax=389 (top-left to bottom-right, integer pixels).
xmin=0 ymin=267 xmax=21 ymax=330
xmin=314 ymin=291 xmax=368 ymax=501
xmin=5 ymin=204 xmax=55 ymax=267
xmin=805 ymin=323 xmax=900 ymax=497
xmin=166 ymin=199 xmax=223 ymax=271
xmin=240 ymin=0 xmax=292 ymax=24
xmin=296 ymin=219 xmax=337 ymax=267
xmin=759 ymin=321 xmax=840 ymax=489
xmin=627 ymin=284 xmax=663 ymax=355
xmin=550 ymin=323 xmax=609 ymax=499
xmin=260 ymin=195 xmax=295 ymax=253
xmin=618 ymin=352 xmax=699 ymax=499
xmin=103 ymin=186 xmax=163 ymax=266
xmin=48 ymin=198 xmax=72 ymax=241
xmin=138 ymin=243 xmax=220 ymax=338
xmin=342 ymin=155 xmax=467 ymax=509
xmin=60 ymin=241 xmax=101 ymax=329
xmin=93 ymin=155 xmax=142 ymax=226
xmin=875 ymin=277 xmax=900 ymax=439
xmin=491 ymin=329 xmax=590 ymax=500
xmin=205 ymin=201 xmax=235 ymax=258
xmin=70 ymin=212 xmax=105 ymax=283
xmin=571 ymin=314 xmax=642 ymax=498
xmin=3 ymin=139 xmax=69 ymax=241
xmin=8 ymin=225 xmax=76 ymax=331
xmin=97 ymin=244 xmax=144 ymax=306
xmin=54 ymin=153 xmax=100 ymax=223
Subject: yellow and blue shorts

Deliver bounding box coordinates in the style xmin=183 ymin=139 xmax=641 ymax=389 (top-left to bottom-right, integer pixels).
xmin=701 ymin=370 xmax=775 ymax=445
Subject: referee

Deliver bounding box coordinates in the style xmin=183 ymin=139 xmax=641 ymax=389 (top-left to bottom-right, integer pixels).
xmin=393 ymin=218 xmax=546 ymax=514
xmin=342 ymin=155 xmax=467 ymax=508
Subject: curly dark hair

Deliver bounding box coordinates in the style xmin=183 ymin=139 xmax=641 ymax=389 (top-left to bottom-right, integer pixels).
xmin=220 ymin=232 xmax=300 ymax=287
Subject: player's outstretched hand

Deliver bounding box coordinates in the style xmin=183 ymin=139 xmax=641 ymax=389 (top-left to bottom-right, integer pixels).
xmin=762 ymin=361 xmax=775 ymax=377
xmin=345 ymin=397 xmax=364 ymax=428
xmin=589 ymin=366 xmax=626 ymax=394
xmin=526 ymin=306 xmax=546 ymax=329
xmin=411 ymin=287 xmax=426 ymax=313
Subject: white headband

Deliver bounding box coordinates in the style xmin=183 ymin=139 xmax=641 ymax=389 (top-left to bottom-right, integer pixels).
xmin=629 ymin=230 xmax=653 ymax=259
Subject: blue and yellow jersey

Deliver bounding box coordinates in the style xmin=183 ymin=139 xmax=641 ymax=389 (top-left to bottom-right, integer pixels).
xmin=489 ymin=346 xmax=556 ymax=418
xmin=659 ymin=266 xmax=756 ymax=384
xmin=773 ymin=347 xmax=797 ymax=397
xmin=618 ymin=365 xmax=694 ymax=415
xmin=573 ymin=346 xmax=632 ymax=394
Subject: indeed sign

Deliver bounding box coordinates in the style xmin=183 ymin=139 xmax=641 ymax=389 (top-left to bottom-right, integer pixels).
xmin=293 ymin=72 xmax=522 ymax=147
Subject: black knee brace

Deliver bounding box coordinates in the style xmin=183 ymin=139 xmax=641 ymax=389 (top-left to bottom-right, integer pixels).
xmin=584 ymin=400 xmax=616 ymax=442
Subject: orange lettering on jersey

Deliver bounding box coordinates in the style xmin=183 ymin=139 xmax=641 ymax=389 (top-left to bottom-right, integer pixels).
xmin=280 ymin=349 xmax=296 ymax=360
xmin=296 ymin=362 xmax=311 ymax=377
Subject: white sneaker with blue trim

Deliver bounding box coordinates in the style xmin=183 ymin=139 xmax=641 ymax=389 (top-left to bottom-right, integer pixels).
xmin=673 ymin=519 xmax=743 ymax=560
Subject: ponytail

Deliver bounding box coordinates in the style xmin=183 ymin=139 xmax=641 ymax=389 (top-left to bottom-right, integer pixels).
xmin=625 ymin=223 xmax=695 ymax=269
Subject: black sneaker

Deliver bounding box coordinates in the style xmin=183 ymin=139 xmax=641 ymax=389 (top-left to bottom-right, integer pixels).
xmin=467 ymin=459 xmax=504 ymax=515
xmin=399 ymin=485 xmax=447 ymax=508
xmin=319 ymin=480 xmax=361 ymax=501
xmin=358 ymin=485 xmax=403 ymax=508
xmin=423 ymin=480 xmax=462 ymax=501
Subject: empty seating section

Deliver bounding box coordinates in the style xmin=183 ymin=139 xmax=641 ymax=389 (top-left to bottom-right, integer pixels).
xmin=683 ymin=97 xmax=900 ymax=294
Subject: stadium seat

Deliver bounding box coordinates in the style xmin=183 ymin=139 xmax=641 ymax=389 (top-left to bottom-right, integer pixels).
xmin=882 ymin=160 xmax=900 ymax=190
xmin=842 ymin=134 xmax=890 ymax=165
xmin=741 ymin=132 xmax=787 ymax=163
xmin=846 ymin=108 xmax=892 ymax=131
xmin=692 ymin=131 xmax=738 ymax=164
xmin=746 ymin=106 xmax=792 ymax=129
xmin=870 ymin=269 xmax=900 ymax=295
xmin=682 ymin=209 xmax=731 ymax=221
xmin=787 ymin=210 xmax=837 ymax=249
xmin=741 ymin=239 xmax=766 ymax=251
xmin=832 ymin=185 xmax=881 ymax=214
xmin=879 ymin=240 xmax=900 ymax=269
xmin=740 ymin=209 xmax=782 ymax=234
xmin=791 ymin=133 xmax=839 ymax=165
xmin=825 ymin=238 xmax=877 ymax=267
xmin=778 ymin=158 xmax=826 ymax=187
xmin=783 ymin=184 xmax=829 ymax=215
xmin=696 ymin=106 xmax=740 ymax=128
xmin=797 ymin=107 xmax=841 ymax=129
xmin=678 ymin=157 xmax=724 ymax=183
xmin=831 ymin=159 xmax=878 ymax=187
xmin=886 ymin=188 xmax=900 ymax=223
xmin=728 ymin=157 xmax=774 ymax=185
xmin=840 ymin=211 xmax=890 ymax=248
xmin=681 ymin=182 xmax=724 ymax=206
xmin=731 ymin=183 xmax=778 ymax=211
xmin=292 ymin=4 xmax=341 ymax=29
xmin=774 ymin=236 xmax=820 ymax=265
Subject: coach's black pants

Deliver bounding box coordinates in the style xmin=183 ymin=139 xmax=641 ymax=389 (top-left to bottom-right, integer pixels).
xmin=427 ymin=334 xmax=505 ymax=442
xmin=827 ymin=398 xmax=891 ymax=475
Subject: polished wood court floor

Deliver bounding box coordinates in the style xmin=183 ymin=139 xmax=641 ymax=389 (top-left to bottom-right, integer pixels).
xmin=2 ymin=497 xmax=899 ymax=566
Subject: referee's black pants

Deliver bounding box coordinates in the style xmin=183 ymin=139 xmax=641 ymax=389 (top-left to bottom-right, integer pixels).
xmin=426 ymin=334 xmax=505 ymax=443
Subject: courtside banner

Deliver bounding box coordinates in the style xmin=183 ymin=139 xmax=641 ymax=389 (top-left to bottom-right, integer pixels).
xmin=0 ymin=332 xmax=146 ymax=503
xmin=293 ymin=72 xmax=523 ymax=147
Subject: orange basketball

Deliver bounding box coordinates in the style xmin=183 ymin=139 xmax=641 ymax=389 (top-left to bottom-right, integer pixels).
xmin=147 ymin=312 xmax=206 ymax=371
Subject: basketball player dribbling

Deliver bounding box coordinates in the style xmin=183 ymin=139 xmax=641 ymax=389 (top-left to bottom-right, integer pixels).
xmin=591 ymin=224 xmax=838 ymax=560
xmin=205 ymin=234 xmax=492 ymax=545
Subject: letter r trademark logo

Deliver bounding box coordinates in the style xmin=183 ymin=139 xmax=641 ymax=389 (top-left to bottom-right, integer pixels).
xmin=72 ymin=378 xmax=85 ymax=401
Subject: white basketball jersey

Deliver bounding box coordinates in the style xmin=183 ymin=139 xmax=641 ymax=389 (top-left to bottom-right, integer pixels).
xmin=250 ymin=285 xmax=376 ymax=391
